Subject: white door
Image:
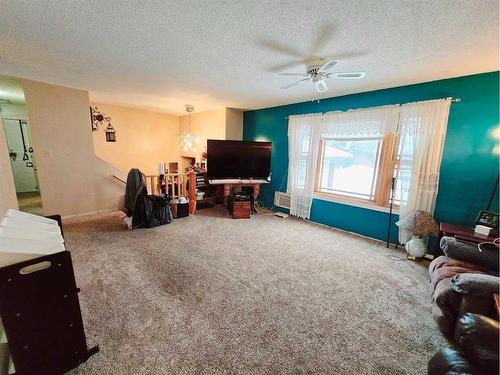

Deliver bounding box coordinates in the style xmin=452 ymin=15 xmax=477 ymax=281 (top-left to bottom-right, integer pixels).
xmin=3 ymin=118 xmax=39 ymax=193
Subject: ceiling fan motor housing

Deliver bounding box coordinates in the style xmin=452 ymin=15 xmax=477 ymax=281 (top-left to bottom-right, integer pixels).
xmin=306 ymin=65 xmax=322 ymax=77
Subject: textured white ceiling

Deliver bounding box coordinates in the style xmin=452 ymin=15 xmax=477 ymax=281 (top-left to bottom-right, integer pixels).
xmin=0 ymin=1 xmax=498 ymax=115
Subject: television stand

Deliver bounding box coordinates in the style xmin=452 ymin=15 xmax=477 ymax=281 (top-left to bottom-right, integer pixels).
xmin=207 ymin=180 xmax=267 ymax=212
xmin=208 ymin=178 xmax=269 ymax=184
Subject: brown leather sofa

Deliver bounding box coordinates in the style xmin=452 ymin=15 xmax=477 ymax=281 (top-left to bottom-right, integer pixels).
xmin=428 ymin=237 xmax=499 ymax=374
xmin=428 ymin=313 xmax=499 ymax=374
xmin=429 ymin=255 xmax=496 ymax=338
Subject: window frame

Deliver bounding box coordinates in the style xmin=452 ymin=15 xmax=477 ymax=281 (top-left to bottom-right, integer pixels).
xmin=314 ymin=134 xmax=399 ymax=209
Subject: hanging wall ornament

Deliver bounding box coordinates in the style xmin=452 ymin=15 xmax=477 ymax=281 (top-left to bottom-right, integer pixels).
xmin=90 ymin=106 xmax=112 ymax=132
xmin=105 ymin=123 xmax=116 ymax=142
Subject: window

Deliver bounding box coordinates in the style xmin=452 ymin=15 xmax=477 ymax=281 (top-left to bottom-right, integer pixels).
xmin=315 ymin=135 xmax=398 ymax=207
xmin=392 ymin=134 xmax=411 ymax=205
xmin=317 ymin=138 xmax=382 ymax=199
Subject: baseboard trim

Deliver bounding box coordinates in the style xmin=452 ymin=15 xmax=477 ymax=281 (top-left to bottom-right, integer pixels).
xmin=61 ymin=208 xmax=118 ymax=220
xmin=289 ymin=215 xmax=438 ymax=258
xmin=289 ymin=215 xmax=399 ymax=247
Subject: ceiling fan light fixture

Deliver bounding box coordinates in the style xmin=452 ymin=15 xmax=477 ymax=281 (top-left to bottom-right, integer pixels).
xmin=315 ymin=79 xmax=328 ymax=93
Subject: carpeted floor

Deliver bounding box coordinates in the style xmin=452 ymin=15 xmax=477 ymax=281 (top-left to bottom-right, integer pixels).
xmin=65 ymin=208 xmax=445 ymax=374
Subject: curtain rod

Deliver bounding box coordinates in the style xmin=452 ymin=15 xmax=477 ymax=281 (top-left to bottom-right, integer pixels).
xmin=284 ymin=97 xmax=461 ymax=119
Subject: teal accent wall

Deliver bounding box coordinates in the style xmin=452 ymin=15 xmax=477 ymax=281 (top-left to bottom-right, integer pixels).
xmin=243 ymin=72 xmax=499 ymax=244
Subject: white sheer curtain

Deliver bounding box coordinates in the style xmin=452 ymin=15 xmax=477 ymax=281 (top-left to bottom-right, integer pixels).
xmin=287 ymin=105 xmax=400 ymax=219
xmin=286 ymin=100 xmax=451 ymax=237
xmin=397 ymin=98 xmax=451 ymax=243
xmin=287 ymin=114 xmax=322 ymax=219
xmin=321 ymin=105 xmax=400 ymax=138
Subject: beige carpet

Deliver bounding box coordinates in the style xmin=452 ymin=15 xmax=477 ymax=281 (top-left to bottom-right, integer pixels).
xmin=65 ymin=208 xmax=445 ymax=374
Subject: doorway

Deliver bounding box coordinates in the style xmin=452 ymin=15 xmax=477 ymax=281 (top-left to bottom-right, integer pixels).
xmin=2 ymin=118 xmax=43 ymax=214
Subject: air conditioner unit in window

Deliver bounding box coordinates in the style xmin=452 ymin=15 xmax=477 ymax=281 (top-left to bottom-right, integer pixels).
xmin=274 ymin=191 xmax=291 ymax=209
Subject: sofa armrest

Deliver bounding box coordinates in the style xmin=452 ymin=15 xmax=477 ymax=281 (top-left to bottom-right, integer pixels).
xmin=440 ymin=236 xmax=498 ymax=271
xmin=451 ymin=273 xmax=499 ymax=296
xmin=427 ymin=347 xmax=473 ymax=375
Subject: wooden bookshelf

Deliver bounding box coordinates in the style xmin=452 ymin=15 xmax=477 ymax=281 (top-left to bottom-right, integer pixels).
xmin=195 ymin=173 xmax=223 ymax=209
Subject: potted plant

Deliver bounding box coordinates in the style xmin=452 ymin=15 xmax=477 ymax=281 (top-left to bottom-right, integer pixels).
xmin=396 ymin=210 xmax=439 ymax=258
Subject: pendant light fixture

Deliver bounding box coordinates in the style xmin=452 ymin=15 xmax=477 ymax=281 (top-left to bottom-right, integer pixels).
xmin=180 ymin=104 xmax=200 ymax=153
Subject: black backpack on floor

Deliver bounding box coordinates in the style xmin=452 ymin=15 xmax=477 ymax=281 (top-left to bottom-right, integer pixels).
xmin=132 ymin=193 xmax=172 ymax=228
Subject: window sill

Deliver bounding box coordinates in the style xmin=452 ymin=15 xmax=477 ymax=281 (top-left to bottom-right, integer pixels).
xmin=313 ymin=192 xmax=399 ymax=214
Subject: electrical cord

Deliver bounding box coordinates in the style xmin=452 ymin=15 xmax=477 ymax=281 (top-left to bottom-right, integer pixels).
xmin=387 ymin=254 xmax=409 ymax=261
xmin=477 ymin=238 xmax=500 ymax=252
xmin=254 ymin=200 xmax=275 ymax=215
xmin=252 ymin=170 xmax=289 ymax=216
xmin=253 ymin=200 xmax=264 ymax=214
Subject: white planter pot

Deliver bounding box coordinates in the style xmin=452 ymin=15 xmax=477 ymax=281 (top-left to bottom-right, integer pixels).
xmin=405 ymin=236 xmax=428 ymax=258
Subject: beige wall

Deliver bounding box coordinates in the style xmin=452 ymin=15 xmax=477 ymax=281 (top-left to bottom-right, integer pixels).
xmin=179 ymin=107 xmax=244 ymax=161
xmin=91 ymin=102 xmax=180 ymax=176
xmin=225 ymin=108 xmax=243 ymax=141
xmin=22 ymin=80 xmax=123 ymax=217
xmin=179 ymin=108 xmax=226 ymax=160
xmin=1 ymin=79 xmax=243 ymax=217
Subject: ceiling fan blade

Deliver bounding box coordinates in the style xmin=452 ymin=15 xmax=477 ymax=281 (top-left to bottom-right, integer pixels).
xmin=281 ymin=77 xmax=310 ymax=89
xmin=329 ymin=72 xmax=366 ymax=79
xmin=311 ymin=24 xmax=336 ymax=54
xmin=318 ymin=59 xmax=338 ymax=72
xmin=277 ymin=72 xmax=308 ymax=76
xmin=315 ymin=79 xmax=328 ymax=93
xmin=321 ymin=51 xmax=365 ymax=61
xmin=259 ymin=39 xmax=305 ymax=59
xmin=269 ymin=60 xmax=304 ymax=73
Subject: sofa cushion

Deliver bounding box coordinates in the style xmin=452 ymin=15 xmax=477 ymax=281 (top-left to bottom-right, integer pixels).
xmin=432 ymin=278 xmax=460 ymax=337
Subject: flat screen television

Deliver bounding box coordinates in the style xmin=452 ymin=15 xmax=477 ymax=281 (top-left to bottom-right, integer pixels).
xmin=207 ymin=140 xmax=272 ymax=180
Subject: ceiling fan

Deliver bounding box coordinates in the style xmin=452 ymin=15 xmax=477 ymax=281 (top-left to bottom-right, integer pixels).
xmin=279 ymin=59 xmax=366 ymax=93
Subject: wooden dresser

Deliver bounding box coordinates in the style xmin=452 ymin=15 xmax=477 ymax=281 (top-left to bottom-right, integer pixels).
xmin=232 ymin=201 xmax=251 ymax=219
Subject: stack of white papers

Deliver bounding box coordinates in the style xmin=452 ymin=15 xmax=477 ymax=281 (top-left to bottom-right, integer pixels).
xmin=0 ymin=209 xmax=65 ymax=268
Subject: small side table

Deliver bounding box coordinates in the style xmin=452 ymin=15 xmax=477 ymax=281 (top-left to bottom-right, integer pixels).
xmin=435 ymin=222 xmax=497 ymax=256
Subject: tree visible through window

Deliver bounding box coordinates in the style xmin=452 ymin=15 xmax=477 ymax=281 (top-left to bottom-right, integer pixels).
xmin=318 ymin=138 xmax=382 ymax=199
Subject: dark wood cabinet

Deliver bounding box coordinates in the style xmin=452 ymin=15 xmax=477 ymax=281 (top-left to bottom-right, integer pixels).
xmin=232 ymin=202 xmax=251 ymax=219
